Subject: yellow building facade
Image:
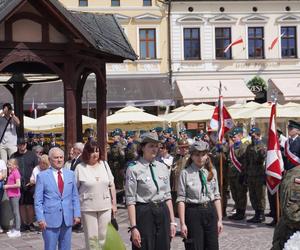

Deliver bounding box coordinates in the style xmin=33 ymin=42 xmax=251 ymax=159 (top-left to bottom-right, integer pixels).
xmin=60 ymin=0 xmax=173 ymax=109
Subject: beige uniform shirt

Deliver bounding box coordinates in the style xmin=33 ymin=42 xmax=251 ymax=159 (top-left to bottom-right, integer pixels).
xmin=125 ymin=158 xmax=171 ymax=205
xmin=176 ymin=164 xmax=221 ymax=204
xmin=75 ymin=161 xmax=114 ymax=212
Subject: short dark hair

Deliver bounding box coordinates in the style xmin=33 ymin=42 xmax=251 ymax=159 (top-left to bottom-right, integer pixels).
xmin=81 ymin=140 xmax=102 ymax=164
xmin=2 ymin=103 xmax=12 ymax=110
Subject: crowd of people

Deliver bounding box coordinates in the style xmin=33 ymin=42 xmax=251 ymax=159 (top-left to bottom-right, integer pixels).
xmin=0 ymin=100 xmax=300 ymax=250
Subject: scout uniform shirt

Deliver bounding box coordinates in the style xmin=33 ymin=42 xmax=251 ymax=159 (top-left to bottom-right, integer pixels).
xmin=177 ymin=163 xmax=221 ymax=204
xmin=125 ymin=157 xmax=171 ymax=205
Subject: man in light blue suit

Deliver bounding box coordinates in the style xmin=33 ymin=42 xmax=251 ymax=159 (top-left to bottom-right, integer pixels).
xmin=35 ymin=147 xmax=81 ymax=250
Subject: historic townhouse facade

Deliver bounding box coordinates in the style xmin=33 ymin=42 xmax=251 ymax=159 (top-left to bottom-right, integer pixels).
xmin=170 ymin=0 xmax=300 ymax=105
xmin=60 ymin=0 xmax=173 ymax=112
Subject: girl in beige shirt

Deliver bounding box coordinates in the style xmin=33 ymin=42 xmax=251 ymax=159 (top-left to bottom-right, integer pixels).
xmin=75 ymin=141 xmax=117 ymax=249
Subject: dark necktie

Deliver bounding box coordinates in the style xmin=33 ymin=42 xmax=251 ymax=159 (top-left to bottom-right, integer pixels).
xmin=199 ymin=169 xmax=208 ymax=196
xmin=70 ymin=158 xmax=76 ymax=171
xmin=57 ymin=170 xmax=64 ymax=195
xmin=149 ymin=162 xmax=159 ymax=194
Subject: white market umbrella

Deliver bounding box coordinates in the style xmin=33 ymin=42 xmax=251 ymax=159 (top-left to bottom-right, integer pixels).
xmin=172 ymin=104 xmax=215 ymax=122
xmin=107 ymin=106 xmax=166 ymax=131
xmin=24 ymin=107 xmax=96 ymax=133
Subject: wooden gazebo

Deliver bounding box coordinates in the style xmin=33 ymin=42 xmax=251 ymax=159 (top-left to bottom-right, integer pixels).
xmin=0 ymin=0 xmax=136 ymax=154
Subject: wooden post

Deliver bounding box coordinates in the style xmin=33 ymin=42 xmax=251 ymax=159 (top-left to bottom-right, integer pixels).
xmin=275 ymin=191 xmax=280 ymax=224
xmin=95 ymin=65 xmax=107 ymax=160
xmin=219 ymin=146 xmax=224 ymax=217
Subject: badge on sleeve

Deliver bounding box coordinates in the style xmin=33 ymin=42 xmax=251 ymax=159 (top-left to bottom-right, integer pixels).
xmin=294 ymin=177 xmax=300 ymax=185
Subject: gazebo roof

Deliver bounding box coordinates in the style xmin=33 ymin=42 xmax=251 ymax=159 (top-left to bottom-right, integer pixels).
xmin=0 ymin=0 xmax=137 ymax=61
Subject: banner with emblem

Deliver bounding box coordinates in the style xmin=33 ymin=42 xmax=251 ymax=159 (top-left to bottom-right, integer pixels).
xmin=266 ymin=103 xmax=284 ymax=195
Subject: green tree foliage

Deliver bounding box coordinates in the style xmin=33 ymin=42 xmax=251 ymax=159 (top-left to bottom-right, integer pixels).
xmin=247 ymin=76 xmax=267 ymax=92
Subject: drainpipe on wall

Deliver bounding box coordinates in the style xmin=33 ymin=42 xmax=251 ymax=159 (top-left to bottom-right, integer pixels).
xmin=167 ymin=0 xmax=173 ymax=109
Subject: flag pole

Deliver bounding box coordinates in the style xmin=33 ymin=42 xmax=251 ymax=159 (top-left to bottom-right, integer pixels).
xmin=273 ymin=92 xmax=280 ymax=225
xmin=218 ymin=81 xmax=224 ymax=217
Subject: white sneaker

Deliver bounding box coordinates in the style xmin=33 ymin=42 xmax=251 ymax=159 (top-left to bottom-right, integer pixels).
xmin=6 ymin=229 xmax=14 ymax=236
xmin=7 ymin=230 xmax=21 ymax=238
xmin=0 ymin=226 xmax=3 ymax=233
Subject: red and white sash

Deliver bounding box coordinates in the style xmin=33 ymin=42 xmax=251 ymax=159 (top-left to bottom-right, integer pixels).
xmin=229 ymin=145 xmax=242 ymax=173
xmin=285 ymin=140 xmax=300 ymax=166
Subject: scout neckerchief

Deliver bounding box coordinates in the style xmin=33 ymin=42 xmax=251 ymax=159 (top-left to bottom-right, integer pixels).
xmin=229 ymin=145 xmax=242 ymax=173
xmin=149 ymin=162 xmax=159 ymax=193
xmin=285 ymin=140 xmax=300 ymax=166
xmin=199 ymin=168 xmax=208 ymax=196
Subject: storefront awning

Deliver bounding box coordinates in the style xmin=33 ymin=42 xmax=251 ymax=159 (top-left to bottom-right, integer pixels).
xmin=0 ymin=76 xmax=174 ymax=109
xmin=269 ymin=78 xmax=300 ymax=101
xmin=175 ymin=79 xmax=255 ymax=103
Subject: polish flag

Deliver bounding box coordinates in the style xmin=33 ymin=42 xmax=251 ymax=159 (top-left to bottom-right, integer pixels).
xmin=209 ymin=82 xmax=234 ymax=142
xmin=265 ymin=103 xmax=284 ymax=195
xmin=224 ymin=37 xmax=244 ymax=53
xmin=269 ymin=32 xmax=285 ymax=50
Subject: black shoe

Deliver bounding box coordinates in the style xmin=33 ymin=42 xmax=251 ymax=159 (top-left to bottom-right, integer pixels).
xmin=265 ymin=212 xmax=274 ymax=217
xmin=266 ymin=220 xmax=277 ymax=227
xmin=29 ymin=223 xmax=36 ymax=232
xmin=247 ymin=216 xmax=265 ymax=223
xmin=20 ymin=224 xmax=29 ymax=232
xmin=229 ymin=213 xmax=245 ymax=220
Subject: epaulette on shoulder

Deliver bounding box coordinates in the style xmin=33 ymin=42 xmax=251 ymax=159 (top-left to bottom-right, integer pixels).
xmin=127 ymin=161 xmax=137 ymax=168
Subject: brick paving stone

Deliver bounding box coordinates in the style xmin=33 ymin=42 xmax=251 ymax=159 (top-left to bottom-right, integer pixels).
xmin=0 ymin=199 xmax=275 ymax=250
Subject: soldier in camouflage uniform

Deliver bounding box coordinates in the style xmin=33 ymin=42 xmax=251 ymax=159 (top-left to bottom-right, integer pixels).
xmin=228 ymin=127 xmax=249 ymax=220
xmin=244 ymin=127 xmax=267 ymax=223
xmin=272 ymin=120 xmax=300 ymax=249
xmin=108 ymin=129 xmax=126 ymax=190
xmin=125 ymin=131 xmax=138 ymax=164
xmin=209 ymin=131 xmax=230 ymax=217
xmin=171 ymin=139 xmax=190 ymax=217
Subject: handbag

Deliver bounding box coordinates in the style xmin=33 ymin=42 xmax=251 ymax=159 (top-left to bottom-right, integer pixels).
xmin=103 ymin=161 xmax=119 ymax=231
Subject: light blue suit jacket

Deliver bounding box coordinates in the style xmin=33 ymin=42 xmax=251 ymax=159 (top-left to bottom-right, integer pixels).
xmin=34 ymin=168 xmax=81 ymax=228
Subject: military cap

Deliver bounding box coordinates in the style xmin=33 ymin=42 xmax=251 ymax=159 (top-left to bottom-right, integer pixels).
xmin=164 ymin=127 xmax=173 ymax=134
xmin=17 ymin=137 xmax=27 ymax=145
xmin=112 ymin=128 xmax=122 ymax=137
xmin=231 ymin=127 xmax=243 ymax=136
xmin=155 ymin=127 xmax=163 ymax=133
xmin=179 ymin=128 xmax=187 ymax=133
xmin=140 ymin=132 xmax=160 ymax=144
xmin=288 ymin=120 xmax=300 ymax=130
xmin=126 ymin=131 xmax=135 ymax=138
xmin=189 ymin=141 xmax=209 ymax=154
xmin=249 ymin=127 xmax=261 ymax=135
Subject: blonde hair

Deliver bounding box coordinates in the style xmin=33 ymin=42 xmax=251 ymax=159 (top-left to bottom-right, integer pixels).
xmin=39 ymin=154 xmax=50 ymax=167
xmin=7 ymin=158 xmax=19 ymax=169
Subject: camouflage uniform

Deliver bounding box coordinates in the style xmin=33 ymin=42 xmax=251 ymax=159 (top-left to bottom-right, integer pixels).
xmin=210 ymin=143 xmax=229 ymax=217
xmin=245 ymin=138 xmax=267 ymax=223
xmin=272 ymin=166 xmax=300 ymax=250
xmin=228 ymin=140 xmax=249 ymax=220
xmin=108 ymin=140 xmax=125 ymax=190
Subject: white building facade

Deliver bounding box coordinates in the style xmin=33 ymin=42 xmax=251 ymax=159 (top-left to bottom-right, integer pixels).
xmin=170 ymin=0 xmax=300 ymax=105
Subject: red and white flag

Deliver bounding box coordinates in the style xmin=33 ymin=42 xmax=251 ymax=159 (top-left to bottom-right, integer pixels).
xmin=224 ymin=37 xmax=243 ymax=53
xmin=209 ymin=82 xmax=234 ymax=142
xmin=269 ymin=32 xmax=285 ymax=50
xmin=266 ymin=103 xmax=284 ymax=195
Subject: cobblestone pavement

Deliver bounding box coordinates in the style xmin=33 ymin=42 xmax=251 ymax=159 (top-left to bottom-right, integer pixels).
xmin=0 ymin=200 xmax=275 ymax=250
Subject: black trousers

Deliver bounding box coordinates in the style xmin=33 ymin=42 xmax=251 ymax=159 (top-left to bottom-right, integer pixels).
xmin=133 ymin=202 xmax=170 ymax=250
xmin=185 ymin=203 xmax=219 ymax=250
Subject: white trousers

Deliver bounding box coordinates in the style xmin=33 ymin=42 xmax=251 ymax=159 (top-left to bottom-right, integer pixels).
xmin=82 ymin=209 xmax=111 ymax=250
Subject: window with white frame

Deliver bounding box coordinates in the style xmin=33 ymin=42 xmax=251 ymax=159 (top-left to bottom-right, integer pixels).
xmin=183 ymin=28 xmax=200 ymax=60
xmin=139 ymin=29 xmax=156 ymax=59
xmin=143 ymin=0 xmax=152 ymax=6
xmin=79 ymin=0 xmax=88 ymax=6
xmin=248 ymin=27 xmax=264 ymax=59
xmin=215 ymin=27 xmax=231 ymax=59
xmin=281 ymin=26 xmax=297 ymax=58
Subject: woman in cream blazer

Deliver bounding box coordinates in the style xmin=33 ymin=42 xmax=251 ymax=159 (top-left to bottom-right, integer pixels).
xmin=75 ymin=140 xmax=117 ymax=249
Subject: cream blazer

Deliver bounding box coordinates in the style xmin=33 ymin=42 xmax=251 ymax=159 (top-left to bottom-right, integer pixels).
xmin=75 ymin=161 xmax=114 ymax=212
